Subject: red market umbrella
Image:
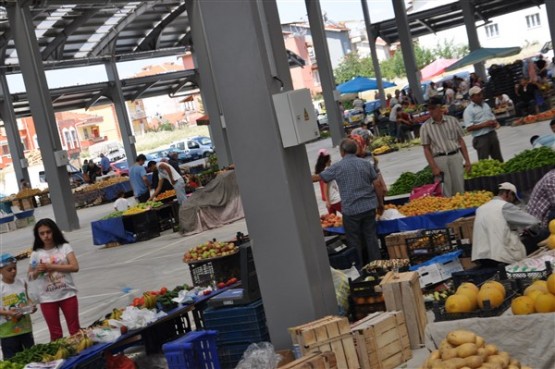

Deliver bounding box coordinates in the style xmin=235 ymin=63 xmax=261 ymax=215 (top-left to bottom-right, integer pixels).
xmin=420 ymin=58 xmax=458 ymax=81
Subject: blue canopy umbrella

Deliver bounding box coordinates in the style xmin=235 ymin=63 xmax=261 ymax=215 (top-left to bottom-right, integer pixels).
xmin=445 ymin=47 xmax=522 ymax=72
xmin=336 ymin=76 xmax=396 ymax=94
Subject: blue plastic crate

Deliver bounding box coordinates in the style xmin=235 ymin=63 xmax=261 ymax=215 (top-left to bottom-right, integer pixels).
xmin=216 ymin=327 xmax=270 ymax=344
xmin=218 ymin=342 xmax=251 ymax=369
xmin=163 ymin=330 xmax=221 ymax=369
xmin=206 ymin=318 xmax=266 ymax=333
xmin=203 ymin=299 xmax=264 ymax=321
xmin=204 ymin=309 xmax=266 ymax=330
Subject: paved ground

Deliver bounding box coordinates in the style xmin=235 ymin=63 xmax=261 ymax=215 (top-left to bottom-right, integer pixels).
xmin=0 ymin=120 xmax=550 ymax=355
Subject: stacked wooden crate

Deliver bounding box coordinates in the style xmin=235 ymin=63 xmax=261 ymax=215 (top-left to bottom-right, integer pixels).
xmin=289 ymin=316 xmax=360 ymax=369
xmin=279 ymin=352 xmax=337 ymax=369
xmin=384 ymin=230 xmax=419 ymax=259
xmin=379 ymin=272 xmax=427 ymax=349
xmin=351 ymin=311 xmax=412 ymax=369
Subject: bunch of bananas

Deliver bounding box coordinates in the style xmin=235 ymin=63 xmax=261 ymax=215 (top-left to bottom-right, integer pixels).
xmin=143 ymin=292 xmax=158 ymax=309
xmin=43 ymin=346 xmax=71 ymax=361
xmin=109 ymin=308 xmax=123 ymax=320
xmin=372 ymin=145 xmax=392 ymax=155
xmin=76 ymin=336 xmax=94 ymax=353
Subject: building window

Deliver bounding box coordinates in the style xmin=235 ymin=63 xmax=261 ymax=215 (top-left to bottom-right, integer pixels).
xmin=525 ymin=13 xmax=540 ymax=29
xmin=70 ymin=128 xmax=79 ymax=148
xmin=485 ymin=23 xmax=499 ymax=38
xmin=312 ymin=70 xmax=321 ymax=86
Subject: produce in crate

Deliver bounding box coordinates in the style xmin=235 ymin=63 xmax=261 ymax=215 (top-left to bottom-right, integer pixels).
xmin=443 ymin=281 xmax=507 ymax=314
xmin=420 ymin=330 xmax=532 ymax=369
xmin=183 ymin=240 xmax=237 ymax=262
xmin=155 ymin=189 xmax=176 ymax=200
xmin=547 ymin=219 xmax=555 ymax=249
xmin=464 ymin=159 xmax=505 ymax=179
xmin=511 ymin=276 xmax=555 ymax=314
xmin=503 ymin=146 xmax=555 ymax=173
xmin=398 ymin=191 xmax=493 ymax=216
xmin=320 ymin=213 xmax=342 ymax=228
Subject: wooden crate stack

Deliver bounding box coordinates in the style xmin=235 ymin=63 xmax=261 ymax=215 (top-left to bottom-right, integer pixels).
xmin=379 ymin=272 xmax=427 ymax=349
xmin=446 ymin=216 xmax=475 ymax=244
xmin=289 ymin=316 xmax=360 ymax=369
xmin=384 ymin=230 xmax=419 ymax=259
xmin=351 ymin=311 xmax=412 ymax=369
xmin=279 ymin=352 xmax=337 ymax=369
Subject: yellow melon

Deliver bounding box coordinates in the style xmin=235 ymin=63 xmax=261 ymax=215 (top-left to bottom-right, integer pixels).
xmin=534 ymin=293 xmax=555 ymax=313
xmin=547 ymin=235 xmax=555 ymax=250
xmin=445 ymin=294 xmax=473 ymax=313
xmin=477 ymin=287 xmax=504 ymax=309
xmin=458 ymin=282 xmax=479 ymax=295
xmin=455 ymin=287 xmax=478 ymax=311
xmin=524 ymin=283 xmax=548 ymax=295
xmin=511 ymin=296 xmax=535 ymax=315
xmin=549 ymin=219 xmax=555 ymax=234
xmin=526 ymin=289 xmax=543 ymax=303
xmin=547 ymin=274 xmax=555 ymax=295
xmin=481 ymin=281 xmax=506 ymax=299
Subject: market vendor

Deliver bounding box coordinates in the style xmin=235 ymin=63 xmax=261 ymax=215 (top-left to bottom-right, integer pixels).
xmin=472 ymin=182 xmax=540 ymax=268
xmin=147 ymin=161 xmax=187 ymax=205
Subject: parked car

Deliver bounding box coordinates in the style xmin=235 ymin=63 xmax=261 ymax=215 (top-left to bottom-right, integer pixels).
xmin=110 ymin=159 xmax=129 ymax=176
xmin=39 ymin=163 xmax=85 ymax=187
xmin=169 ymin=136 xmax=214 ymax=158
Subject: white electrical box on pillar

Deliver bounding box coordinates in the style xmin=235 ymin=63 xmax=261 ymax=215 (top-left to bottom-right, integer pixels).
xmin=272 ymin=88 xmax=319 ymax=148
xmin=53 ymin=150 xmax=69 ymax=167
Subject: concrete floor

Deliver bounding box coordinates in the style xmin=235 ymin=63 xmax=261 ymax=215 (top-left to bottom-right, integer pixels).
xmin=0 ymin=121 xmax=550 ymax=363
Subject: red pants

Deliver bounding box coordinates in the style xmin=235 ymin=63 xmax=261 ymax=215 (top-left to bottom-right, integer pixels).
xmin=40 ymin=296 xmax=81 ymax=341
xmin=327 ymin=202 xmax=342 ymax=215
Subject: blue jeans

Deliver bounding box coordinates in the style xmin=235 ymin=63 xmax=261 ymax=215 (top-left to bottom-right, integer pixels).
xmin=343 ymin=209 xmax=380 ymax=267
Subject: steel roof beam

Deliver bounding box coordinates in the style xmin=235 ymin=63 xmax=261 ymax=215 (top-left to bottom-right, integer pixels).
xmin=416 ymin=19 xmax=435 ymax=34
xmin=130 ymin=80 xmax=158 ymax=101
xmin=136 ymin=2 xmax=188 ymax=51
xmin=41 ymin=8 xmax=98 ymax=60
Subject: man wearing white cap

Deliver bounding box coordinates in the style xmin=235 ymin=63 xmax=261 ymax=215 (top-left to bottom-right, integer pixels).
xmin=463 ymin=86 xmax=504 ymax=162
xmin=472 ymin=182 xmax=540 ymax=267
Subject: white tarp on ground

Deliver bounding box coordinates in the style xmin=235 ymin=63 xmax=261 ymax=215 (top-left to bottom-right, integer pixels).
xmin=425 ymin=313 xmax=555 ymax=369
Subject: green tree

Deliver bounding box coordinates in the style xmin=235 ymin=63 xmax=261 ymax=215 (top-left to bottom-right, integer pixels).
xmin=379 ymin=43 xmax=434 ymax=79
xmin=333 ymin=52 xmax=375 ymax=84
xmin=432 ymin=39 xmax=469 ymax=59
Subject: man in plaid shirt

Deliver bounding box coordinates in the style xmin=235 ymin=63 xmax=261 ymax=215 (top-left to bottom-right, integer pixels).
xmin=319 ymin=139 xmax=385 ymax=266
xmin=527 ymin=169 xmax=555 ymax=229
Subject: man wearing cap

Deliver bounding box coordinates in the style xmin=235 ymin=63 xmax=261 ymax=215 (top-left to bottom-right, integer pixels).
xmin=472 ymin=183 xmax=540 ymax=267
xmin=420 ymin=97 xmax=472 ymax=197
xmin=463 ymin=86 xmax=504 ymax=162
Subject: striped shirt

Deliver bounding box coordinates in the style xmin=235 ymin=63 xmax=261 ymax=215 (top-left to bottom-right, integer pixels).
xmin=420 ymin=114 xmax=463 ymax=155
xmin=319 ymin=154 xmax=378 ymax=216
xmin=463 ymin=101 xmax=496 ymax=137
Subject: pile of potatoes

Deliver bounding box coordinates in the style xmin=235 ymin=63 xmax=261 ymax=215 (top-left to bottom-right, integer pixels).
xmin=421 ymin=330 xmax=531 ymax=369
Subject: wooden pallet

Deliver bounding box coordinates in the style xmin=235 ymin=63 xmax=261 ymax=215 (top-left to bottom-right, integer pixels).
xmin=279 ymin=352 xmax=338 ymax=369
xmin=351 ymin=311 xmax=412 ymax=369
xmin=379 ymin=272 xmax=427 ymax=349
xmin=289 ymin=316 xmax=360 ymax=369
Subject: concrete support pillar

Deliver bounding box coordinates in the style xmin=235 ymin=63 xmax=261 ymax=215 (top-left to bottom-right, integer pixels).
xmin=361 ymin=0 xmax=386 ymax=107
xmin=305 ymin=0 xmax=344 ymax=146
xmin=460 ymin=0 xmax=487 ymax=80
xmin=6 ymin=2 xmax=79 ymax=230
xmin=546 ymin=0 xmax=555 ymax=59
xmin=184 ymin=12 xmax=232 ymax=168
xmin=190 ymin=0 xmax=336 ymax=348
xmin=392 ymin=0 xmax=424 ymax=103
xmin=0 ymin=71 xmax=30 ymax=187
xmin=104 ymin=61 xmax=137 ymax=165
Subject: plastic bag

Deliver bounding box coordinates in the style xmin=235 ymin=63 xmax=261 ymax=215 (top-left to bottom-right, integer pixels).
xmin=379 ymin=208 xmax=406 ymax=220
xmin=409 ymin=181 xmax=443 ymax=200
xmin=330 ymin=267 xmax=350 ymax=314
xmin=89 ymin=327 xmax=121 ymax=343
xmin=235 ymin=342 xmax=282 ymax=369
xmin=116 ymin=306 xmax=166 ymax=330
xmin=106 ymin=354 xmax=136 ymax=369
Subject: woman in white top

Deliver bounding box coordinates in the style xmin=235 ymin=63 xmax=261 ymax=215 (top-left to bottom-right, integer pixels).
xmin=314 ymin=149 xmax=341 ymax=215
xmin=28 ymin=218 xmax=80 ymax=341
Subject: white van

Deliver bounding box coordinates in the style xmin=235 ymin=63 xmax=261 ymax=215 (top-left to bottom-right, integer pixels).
xmin=88 ymin=141 xmax=126 ymax=162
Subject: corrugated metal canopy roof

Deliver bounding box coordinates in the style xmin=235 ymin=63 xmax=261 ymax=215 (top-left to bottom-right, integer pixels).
xmin=373 ymin=0 xmax=546 ymax=44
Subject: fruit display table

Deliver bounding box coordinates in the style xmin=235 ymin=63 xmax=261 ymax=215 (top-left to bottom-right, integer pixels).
xmin=90 ymin=217 xmax=136 ymax=246
xmin=424 ymin=314 xmax=555 ymax=369
xmin=324 ymin=208 xmax=477 ymax=235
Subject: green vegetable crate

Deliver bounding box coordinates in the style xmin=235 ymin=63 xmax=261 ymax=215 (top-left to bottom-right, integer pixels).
xmin=465 ymin=164 xmax=553 ymax=193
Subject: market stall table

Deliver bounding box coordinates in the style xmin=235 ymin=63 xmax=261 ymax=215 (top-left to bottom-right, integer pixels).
xmin=91 ymin=217 xmax=135 ymax=246
xmin=324 ymin=208 xmax=477 ymax=235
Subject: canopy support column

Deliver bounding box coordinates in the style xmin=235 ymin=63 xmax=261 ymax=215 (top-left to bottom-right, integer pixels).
xmin=191 ymin=0 xmax=336 ymax=348
xmin=6 ymin=2 xmax=79 ymax=230
xmin=460 ymin=0 xmax=487 ymax=81
xmin=105 ymin=60 xmax=137 ymax=165
xmin=392 ymin=0 xmax=424 ymax=103
xmin=306 ymin=0 xmax=344 ymax=146
xmin=362 ymin=0 xmax=386 ymax=107
xmin=0 ymin=71 xmax=30 ymax=188
xmin=546 ymin=0 xmax=555 ymax=61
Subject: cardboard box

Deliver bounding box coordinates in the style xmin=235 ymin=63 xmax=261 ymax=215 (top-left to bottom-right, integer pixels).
xmin=437 ymin=257 xmax=464 ymax=280
xmin=351 ymin=311 xmax=412 ymax=369
xmin=289 ymin=316 xmax=360 ymax=369
xmin=413 ymin=263 xmax=443 ymax=288
xmin=459 ymin=257 xmax=478 ymax=270
xmin=379 ymin=272 xmax=427 ymax=349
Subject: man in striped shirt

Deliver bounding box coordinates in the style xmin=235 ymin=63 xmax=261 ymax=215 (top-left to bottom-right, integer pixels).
xmin=420 ymin=97 xmax=472 ymax=197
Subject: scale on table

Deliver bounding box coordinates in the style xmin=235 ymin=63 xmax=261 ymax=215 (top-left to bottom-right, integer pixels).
xmin=325 ymin=235 xmax=347 ymax=255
